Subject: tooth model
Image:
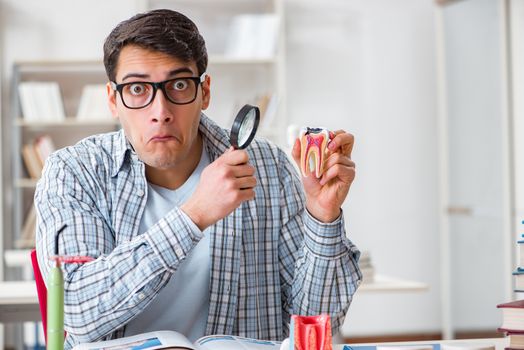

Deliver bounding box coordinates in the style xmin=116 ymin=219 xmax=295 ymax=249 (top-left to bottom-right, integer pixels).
xmin=299 ymin=127 xmax=330 ymax=178
xmin=290 ymin=314 xmax=332 ymax=350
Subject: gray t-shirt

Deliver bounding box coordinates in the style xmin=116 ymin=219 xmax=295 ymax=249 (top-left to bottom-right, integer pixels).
xmin=124 ymin=147 xmax=211 ymax=341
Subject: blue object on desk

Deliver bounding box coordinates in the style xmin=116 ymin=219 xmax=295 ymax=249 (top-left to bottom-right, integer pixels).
xmin=343 ymin=344 xmax=441 ymax=350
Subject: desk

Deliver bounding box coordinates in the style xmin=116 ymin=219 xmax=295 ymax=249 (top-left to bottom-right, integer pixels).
xmin=340 ymin=338 xmax=508 ymax=350
xmin=0 ymin=281 xmax=40 ymax=323
xmin=358 ymin=274 xmax=428 ymax=293
xmin=0 ymin=274 xmax=427 ymax=324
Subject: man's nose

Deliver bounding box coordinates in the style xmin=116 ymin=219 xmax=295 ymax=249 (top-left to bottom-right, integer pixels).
xmin=149 ymin=89 xmax=173 ymax=123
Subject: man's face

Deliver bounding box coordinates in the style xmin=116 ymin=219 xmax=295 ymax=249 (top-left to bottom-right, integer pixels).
xmin=107 ymin=45 xmax=210 ymax=170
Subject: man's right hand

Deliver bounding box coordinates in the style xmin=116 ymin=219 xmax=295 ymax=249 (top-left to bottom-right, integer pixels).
xmin=180 ymin=147 xmax=257 ymax=231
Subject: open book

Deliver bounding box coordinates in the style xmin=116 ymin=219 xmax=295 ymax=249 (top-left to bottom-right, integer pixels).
xmin=72 ymin=331 xmax=283 ymax=350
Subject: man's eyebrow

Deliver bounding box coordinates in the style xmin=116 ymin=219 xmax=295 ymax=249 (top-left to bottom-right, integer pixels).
xmin=121 ymin=67 xmax=195 ymax=82
xmin=121 ymin=73 xmax=149 ymax=82
xmin=166 ymin=67 xmax=195 ymax=77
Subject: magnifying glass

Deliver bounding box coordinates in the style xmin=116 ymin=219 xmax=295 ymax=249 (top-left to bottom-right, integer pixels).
xmin=230 ymin=104 xmax=260 ymax=149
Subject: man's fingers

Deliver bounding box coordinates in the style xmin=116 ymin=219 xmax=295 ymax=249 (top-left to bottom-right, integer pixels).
xmin=238 ymin=187 xmax=256 ymax=201
xmin=232 ymin=163 xmax=256 ymax=178
xmin=328 ymin=131 xmax=354 ymax=158
xmin=323 ymin=153 xmax=355 ymax=170
xmin=320 ymin=163 xmax=356 ymax=186
xmin=223 ymin=149 xmax=250 ymax=165
xmin=235 ymin=176 xmax=257 ymax=190
xmin=291 ymin=138 xmax=301 ymax=165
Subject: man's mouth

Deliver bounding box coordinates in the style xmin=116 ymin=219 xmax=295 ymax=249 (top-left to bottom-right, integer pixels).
xmin=149 ymin=134 xmax=177 ymax=142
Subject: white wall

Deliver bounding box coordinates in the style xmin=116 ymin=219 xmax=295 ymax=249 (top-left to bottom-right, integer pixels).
xmin=1 ymin=0 xmax=442 ymax=338
xmin=285 ymin=0 xmax=440 ymax=336
xmin=510 ymin=0 xmax=524 ymax=301
xmin=0 ymin=1 xmax=4 ymax=346
xmin=1 ymin=0 xmax=141 ymax=78
xmin=440 ymin=0 xmax=509 ymax=333
xmin=511 ymin=1 xmax=524 ymax=233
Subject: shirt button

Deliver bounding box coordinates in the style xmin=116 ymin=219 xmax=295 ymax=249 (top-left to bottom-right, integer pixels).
xmin=175 ymin=247 xmax=183 ymax=256
xmin=136 ymin=189 xmax=145 ymax=197
xmin=138 ymin=293 xmax=145 ymax=300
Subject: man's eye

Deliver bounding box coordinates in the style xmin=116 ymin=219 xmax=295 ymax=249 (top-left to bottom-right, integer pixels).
xmin=127 ymin=83 xmax=147 ymax=96
xmin=172 ymin=80 xmax=189 ymax=91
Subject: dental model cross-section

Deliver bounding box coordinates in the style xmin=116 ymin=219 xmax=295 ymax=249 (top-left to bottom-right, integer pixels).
xmin=290 ymin=314 xmax=332 ymax=350
xmin=299 ymin=127 xmax=331 ymax=178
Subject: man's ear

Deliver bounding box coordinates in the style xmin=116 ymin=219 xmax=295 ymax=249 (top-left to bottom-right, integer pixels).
xmin=201 ymin=74 xmax=211 ymax=110
xmin=106 ymin=82 xmax=118 ymax=119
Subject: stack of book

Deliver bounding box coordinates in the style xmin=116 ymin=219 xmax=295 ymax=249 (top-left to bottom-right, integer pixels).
xmin=18 ymin=81 xmax=65 ymax=122
xmin=17 ymin=135 xmax=56 ymax=249
xmin=497 ymin=220 xmax=524 ymax=350
xmin=224 ymin=14 xmax=279 ymax=59
xmin=515 ymin=233 xmax=524 ymax=293
xmin=76 ymin=84 xmax=112 ymax=120
xmin=359 ymin=251 xmax=375 ymax=284
xmin=21 ymin=134 xmax=56 ymax=179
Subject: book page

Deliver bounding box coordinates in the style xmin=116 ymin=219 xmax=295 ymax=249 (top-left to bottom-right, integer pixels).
xmin=196 ymin=335 xmax=281 ymax=350
xmin=72 ymin=331 xmax=195 ymax=350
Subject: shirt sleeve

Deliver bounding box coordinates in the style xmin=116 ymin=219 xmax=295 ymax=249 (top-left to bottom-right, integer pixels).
xmin=35 ymin=151 xmax=204 ymax=345
xmin=277 ymin=150 xmax=362 ymax=335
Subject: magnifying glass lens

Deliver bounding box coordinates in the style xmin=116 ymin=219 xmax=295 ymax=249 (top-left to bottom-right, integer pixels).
xmin=230 ymin=104 xmax=260 ymax=149
xmin=238 ymin=110 xmax=256 ymax=146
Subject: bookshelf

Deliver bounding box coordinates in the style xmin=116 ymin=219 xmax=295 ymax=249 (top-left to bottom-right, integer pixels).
xmin=2 ymin=61 xmax=119 ymax=278
xmin=3 ymin=0 xmax=287 ymax=275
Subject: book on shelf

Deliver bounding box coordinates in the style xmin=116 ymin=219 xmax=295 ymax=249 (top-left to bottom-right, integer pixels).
xmin=518 ymin=238 xmax=524 ymax=268
xmin=497 ymin=299 xmax=524 ymax=333
xmin=227 ymin=93 xmax=278 ymax=134
xmin=249 ymin=92 xmax=278 ymax=130
xmin=359 ymin=250 xmax=375 ymax=284
xmin=22 ymin=143 xmax=43 ymax=179
xmin=72 ymin=330 xmax=283 ymax=350
xmin=224 ymin=14 xmax=280 ymax=59
xmin=259 ymin=93 xmax=279 ymax=130
xmin=21 ymin=135 xmax=56 ymax=179
xmin=514 ymin=268 xmax=524 ymax=292
xmin=18 ymin=81 xmax=66 ymax=122
xmin=15 ymin=205 xmax=37 ymax=249
xmin=76 ymin=84 xmax=112 ymax=121
xmin=34 ymin=134 xmax=56 ymax=168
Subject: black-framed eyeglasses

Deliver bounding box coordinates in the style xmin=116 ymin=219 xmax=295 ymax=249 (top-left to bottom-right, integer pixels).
xmin=110 ymin=72 xmax=206 ymax=109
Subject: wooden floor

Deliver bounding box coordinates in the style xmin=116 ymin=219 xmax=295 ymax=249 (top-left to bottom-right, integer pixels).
xmin=343 ymin=330 xmax=504 ymax=344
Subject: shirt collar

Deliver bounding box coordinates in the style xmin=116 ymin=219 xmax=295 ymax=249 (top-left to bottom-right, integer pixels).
xmin=111 ymin=113 xmax=231 ymax=177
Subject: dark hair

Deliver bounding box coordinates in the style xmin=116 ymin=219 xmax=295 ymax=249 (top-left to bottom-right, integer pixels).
xmin=103 ymin=9 xmax=208 ymax=82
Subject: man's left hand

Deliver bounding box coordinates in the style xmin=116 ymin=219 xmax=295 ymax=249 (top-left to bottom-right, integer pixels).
xmin=291 ymin=130 xmax=356 ymax=223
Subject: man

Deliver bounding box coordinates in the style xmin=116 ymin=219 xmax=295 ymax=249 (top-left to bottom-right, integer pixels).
xmin=35 ymin=9 xmax=361 ymax=349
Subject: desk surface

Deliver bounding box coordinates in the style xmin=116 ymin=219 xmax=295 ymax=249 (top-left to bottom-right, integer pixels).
xmin=0 ymin=281 xmax=40 ymax=323
xmin=341 ymin=338 xmax=508 ymax=350
xmin=358 ymin=274 xmax=428 ymax=292
xmin=0 ymin=273 xmax=427 ymax=324
xmin=6 ymin=248 xmax=429 ymax=293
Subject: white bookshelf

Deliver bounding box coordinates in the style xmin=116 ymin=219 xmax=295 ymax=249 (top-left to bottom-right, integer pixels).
xmin=2 ymin=61 xmax=119 ymax=275
xmin=14 ymin=117 xmax=119 ymax=127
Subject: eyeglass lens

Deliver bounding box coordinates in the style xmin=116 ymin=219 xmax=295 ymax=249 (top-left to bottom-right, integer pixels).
xmin=121 ymin=78 xmax=198 ymax=108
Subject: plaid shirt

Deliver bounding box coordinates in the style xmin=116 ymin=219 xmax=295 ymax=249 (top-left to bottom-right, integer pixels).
xmin=35 ymin=114 xmax=362 ymax=349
